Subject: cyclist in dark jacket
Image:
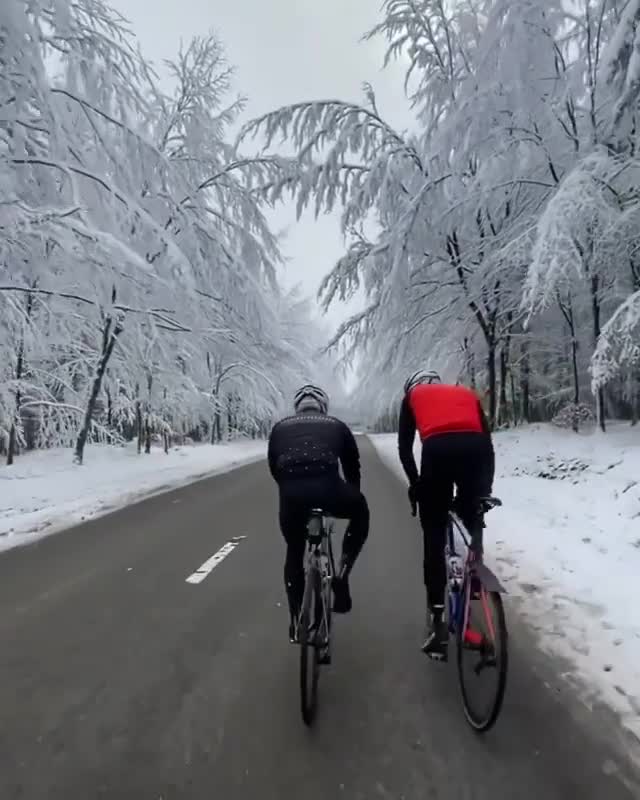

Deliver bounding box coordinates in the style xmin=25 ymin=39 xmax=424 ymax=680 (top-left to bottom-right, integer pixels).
xmin=398 ymin=369 xmax=495 ymax=660
xmin=268 ymin=384 xmax=370 ymax=641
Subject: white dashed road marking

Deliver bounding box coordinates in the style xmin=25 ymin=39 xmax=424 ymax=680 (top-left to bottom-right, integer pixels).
xmin=185 ymin=536 xmax=247 ymax=585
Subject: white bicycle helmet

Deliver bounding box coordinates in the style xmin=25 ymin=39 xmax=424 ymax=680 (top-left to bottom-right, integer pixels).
xmin=403 ymin=369 xmax=441 ymax=395
xmin=293 ymin=384 xmax=329 ymax=414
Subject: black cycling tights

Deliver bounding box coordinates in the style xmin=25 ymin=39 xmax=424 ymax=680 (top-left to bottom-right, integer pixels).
xmin=278 ymin=477 xmax=369 ymax=614
xmin=417 ymin=432 xmax=495 ymax=610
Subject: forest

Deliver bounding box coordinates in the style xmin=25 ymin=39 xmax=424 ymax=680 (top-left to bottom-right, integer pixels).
xmin=241 ymin=0 xmax=640 ymax=433
xmin=2 ymin=0 xmax=640 ymax=467
xmin=0 ymin=0 xmax=335 ymax=465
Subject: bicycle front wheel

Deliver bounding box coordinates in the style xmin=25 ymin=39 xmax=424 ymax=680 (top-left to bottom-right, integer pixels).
xmin=299 ymin=567 xmax=321 ymax=726
xmin=457 ymin=582 xmax=508 ymax=733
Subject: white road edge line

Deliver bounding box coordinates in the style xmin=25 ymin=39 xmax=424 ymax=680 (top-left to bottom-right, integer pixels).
xmin=185 ymin=536 xmax=247 ymax=585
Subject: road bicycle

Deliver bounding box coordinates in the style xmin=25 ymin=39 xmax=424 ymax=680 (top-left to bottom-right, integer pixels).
xmin=444 ymin=496 xmax=508 ymax=732
xmin=296 ymin=508 xmax=335 ymax=726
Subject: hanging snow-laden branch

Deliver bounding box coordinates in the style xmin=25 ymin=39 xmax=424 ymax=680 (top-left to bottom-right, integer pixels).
xmin=238 ymin=92 xmax=426 ymax=231
xmin=592 ymin=290 xmax=640 ymax=388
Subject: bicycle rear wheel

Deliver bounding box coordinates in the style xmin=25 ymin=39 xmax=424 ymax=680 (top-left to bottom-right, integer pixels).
xmin=299 ymin=566 xmax=321 ymax=726
xmin=456 ymin=581 xmax=508 ymax=732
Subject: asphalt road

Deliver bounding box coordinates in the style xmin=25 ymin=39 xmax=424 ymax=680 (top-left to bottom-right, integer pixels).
xmin=1 ymin=437 xmax=638 ymax=799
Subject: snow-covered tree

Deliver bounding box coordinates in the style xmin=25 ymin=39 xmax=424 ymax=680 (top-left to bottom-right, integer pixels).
xmin=0 ymin=0 xmax=329 ymax=464
xmin=240 ymin=0 xmax=640 ymax=430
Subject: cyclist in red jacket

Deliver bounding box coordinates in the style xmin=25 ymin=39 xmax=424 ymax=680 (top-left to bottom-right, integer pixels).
xmin=397 ymin=370 xmax=495 ymax=660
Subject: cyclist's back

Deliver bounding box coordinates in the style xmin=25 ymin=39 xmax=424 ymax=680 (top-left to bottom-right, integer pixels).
xmin=268 ymin=410 xmax=359 ymax=486
xmin=406 ymin=382 xmax=488 ymax=442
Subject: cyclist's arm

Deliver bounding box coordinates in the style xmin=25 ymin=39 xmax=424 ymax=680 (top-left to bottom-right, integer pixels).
xmin=477 ymin=400 xmax=491 ymax=435
xmin=398 ymin=396 xmax=419 ymax=486
xmin=475 ymin=399 xmax=496 ymax=492
xmin=267 ymin=426 xmax=278 ymax=481
xmin=340 ymin=424 xmax=361 ymax=490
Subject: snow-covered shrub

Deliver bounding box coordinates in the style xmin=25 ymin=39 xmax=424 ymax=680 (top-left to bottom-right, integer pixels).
xmin=552 ymin=403 xmax=596 ymax=430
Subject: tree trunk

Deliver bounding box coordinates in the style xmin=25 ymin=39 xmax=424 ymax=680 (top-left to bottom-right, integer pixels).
xmin=74 ymin=315 xmax=123 ymax=465
xmin=144 ymin=372 xmax=153 ymax=453
xmin=567 ymin=300 xmax=580 ymax=432
xmin=571 ymin=340 xmax=580 ymax=406
xmin=469 ymin=348 xmax=476 ymax=390
xmin=136 ymin=399 xmax=142 ymax=454
xmin=210 ymin=390 xmax=219 ymax=444
xmin=487 ymin=341 xmax=497 ymax=430
xmin=628 ymin=257 xmax=639 ymax=426
xmin=7 ymin=423 xmax=18 ymax=467
xmin=570 ymin=336 xmax=580 ymax=432
xmin=227 ymin=400 xmax=233 ymax=440
xmin=589 ymin=274 xmax=606 ymax=432
xmin=631 ymin=368 xmax=640 ymax=426
xmin=463 ymin=337 xmax=476 ymax=388
xmin=8 ymin=288 xmax=35 ymax=466
xmin=556 ymin=291 xmax=581 ymax=431
xmin=596 ymin=388 xmax=606 ymax=432
xmin=144 ymin=417 xmax=151 ymax=454
xmin=499 ymin=346 xmax=509 ymax=427
xmin=520 ymin=338 xmax=530 ymax=423
xmin=106 ymin=386 xmax=113 ymax=429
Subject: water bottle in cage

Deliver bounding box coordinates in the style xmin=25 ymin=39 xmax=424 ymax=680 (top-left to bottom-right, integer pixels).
xmin=447 ymin=550 xmax=464 ymax=591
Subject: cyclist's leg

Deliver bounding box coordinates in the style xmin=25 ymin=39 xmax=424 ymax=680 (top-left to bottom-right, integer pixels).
xmin=418 ymin=437 xmax=454 ymax=657
xmin=452 ymin=433 xmax=495 ymax=549
xmin=279 ymin=492 xmax=308 ymax=637
xmin=321 ymin=480 xmax=370 ymax=613
xmin=418 ymin=437 xmax=454 ymax=612
xmin=336 ymin=485 xmax=370 ymax=570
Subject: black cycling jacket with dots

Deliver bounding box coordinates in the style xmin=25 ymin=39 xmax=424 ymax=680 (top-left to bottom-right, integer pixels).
xmin=267 ymin=410 xmax=361 ymax=489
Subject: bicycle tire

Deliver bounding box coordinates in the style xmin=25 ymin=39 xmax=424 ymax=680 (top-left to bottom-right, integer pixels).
xmin=300 ymin=565 xmax=321 ymax=726
xmin=325 ymin=526 xmax=335 ymax=639
xmin=457 ymin=587 xmax=508 ymax=733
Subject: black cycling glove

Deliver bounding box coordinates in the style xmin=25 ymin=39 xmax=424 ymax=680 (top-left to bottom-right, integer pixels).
xmin=408 ymin=483 xmax=419 ymax=517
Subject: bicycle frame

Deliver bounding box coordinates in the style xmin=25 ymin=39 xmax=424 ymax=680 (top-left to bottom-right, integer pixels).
xmin=446 ymin=501 xmax=506 ymax=640
xmin=301 ymin=510 xmax=336 ymax=643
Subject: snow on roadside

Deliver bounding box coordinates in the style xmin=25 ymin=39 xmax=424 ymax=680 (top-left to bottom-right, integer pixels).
xmin=370 ymin=424 xmax=640 ymax=739
xmin=0 ymin=440 xmax=266 ymax=553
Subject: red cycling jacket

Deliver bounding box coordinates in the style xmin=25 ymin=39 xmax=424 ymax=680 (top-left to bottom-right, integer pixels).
xmin=407 ymin=383 xmax=486 ymax=441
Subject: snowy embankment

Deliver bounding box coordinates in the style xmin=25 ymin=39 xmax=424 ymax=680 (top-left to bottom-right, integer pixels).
xmin=0 ymin=440 xmax=266 ymax=552
xmin=370 ymin=425 xmax=640 ymax=739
